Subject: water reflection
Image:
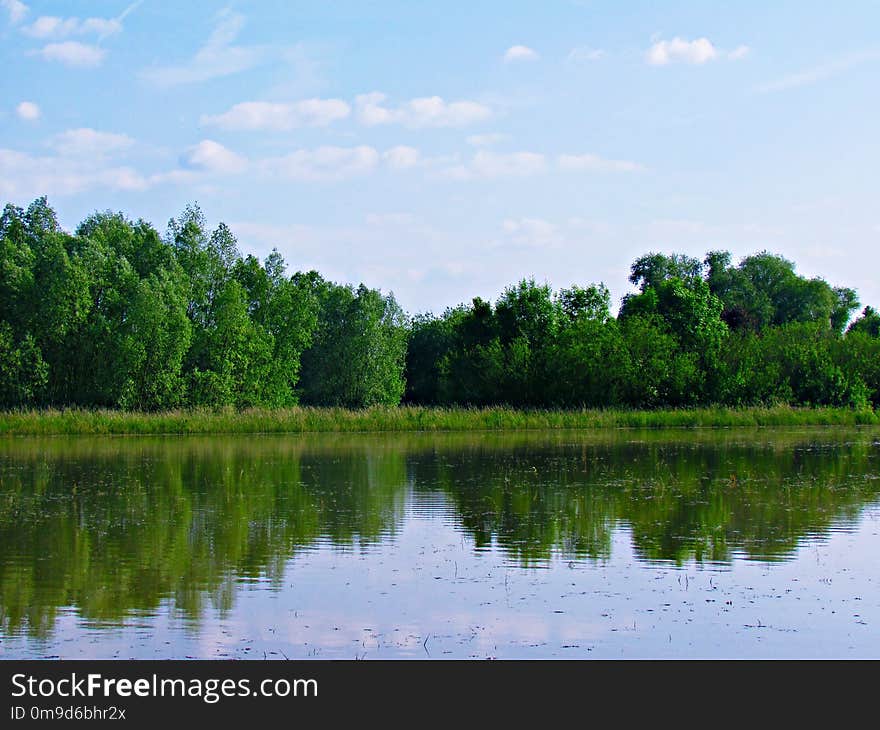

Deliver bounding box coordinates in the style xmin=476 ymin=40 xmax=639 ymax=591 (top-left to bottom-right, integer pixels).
xmin=1 ymin=429 xmax=878 ymax=638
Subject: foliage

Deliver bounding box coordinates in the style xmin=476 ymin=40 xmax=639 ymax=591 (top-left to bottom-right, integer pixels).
xmin=847 ymin=306 xmax=880 ymax=338
xmin=706 ymin=250 xmax=859 ymax=333
xmin=0 ymin=197 xmax=876 ymax=413
xmin=298 ymin=279 xmax=407 ymax=407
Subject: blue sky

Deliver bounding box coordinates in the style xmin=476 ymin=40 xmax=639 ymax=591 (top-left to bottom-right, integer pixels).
xmin=2 ymin=0 xmax=879 ymax=314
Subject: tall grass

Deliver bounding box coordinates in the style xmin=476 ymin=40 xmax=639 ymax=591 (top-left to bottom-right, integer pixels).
xmin=0 ymin=405 xmax=876 ymax=436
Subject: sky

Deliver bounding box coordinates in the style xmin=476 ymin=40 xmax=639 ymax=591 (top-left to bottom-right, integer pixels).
xmin=2 ymin=0 xmax=879 ymax=315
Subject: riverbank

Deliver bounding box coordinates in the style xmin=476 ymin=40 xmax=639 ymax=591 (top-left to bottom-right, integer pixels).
xmin=0 ymin=405 xmax=877 ymax=435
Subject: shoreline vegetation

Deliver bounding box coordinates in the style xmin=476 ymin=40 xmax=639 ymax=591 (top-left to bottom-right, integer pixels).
xmin=3 ymin=198 xmax=880 ymax=417
xmin=0 ymin=405 xmax=877 ymax=436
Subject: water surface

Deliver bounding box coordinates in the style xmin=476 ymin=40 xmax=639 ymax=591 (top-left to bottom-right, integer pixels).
xmin=1 ymin=428 xmax=878 ymax=658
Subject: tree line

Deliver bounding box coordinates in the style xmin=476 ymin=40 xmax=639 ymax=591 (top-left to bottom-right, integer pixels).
xmin=1 ymin=197 xmax=878 ymax=411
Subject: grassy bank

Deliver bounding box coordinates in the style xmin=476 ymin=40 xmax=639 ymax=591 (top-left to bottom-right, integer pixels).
xmin=0 ymin=405 xmax=877 ymax=436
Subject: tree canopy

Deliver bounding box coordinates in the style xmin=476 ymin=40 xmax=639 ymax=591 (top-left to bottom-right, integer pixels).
xmin=1 ymin=199 xmax=876 ymax=411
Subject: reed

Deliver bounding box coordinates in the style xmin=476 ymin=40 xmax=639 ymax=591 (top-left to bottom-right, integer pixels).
xmin=0 ymin=405 xmax=876 ymax=436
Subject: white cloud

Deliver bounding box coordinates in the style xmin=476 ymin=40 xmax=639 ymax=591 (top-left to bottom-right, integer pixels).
xmin=355 ymin=92 xmax=491 ymax=128
xmin=21 ymin=128 xmax=147 ymax=196
xmin=141 ymin=9 xmax=268 ymax=86
xmin=473 ymin=150 xmax=546 ymax=177
xmin=494 ymin=216 xmax=625 ymax=254
xmin=23 ymin=15 xmax=122 ymax=39
xmin=1 ymin=0 xmax=27 ymax=25
xmin=440 ymin=150 xmax=642 ymax=181
xmin=501 ymin=218 xmax=560 ymax=248
xmin=15 ymin=101 xmax=40 ymax=121
xmin=2 ymin=126 xmax=251 ymax=199
xmin=201 ymin=99 xmax=350 ymax=130
xmin=35 ymin=41 xmax=106 ymax=67
xmin=557 ymin=153 xmax=644 ymax=173
xmin=466 ymin=133 xmax=510 ymax=147
xmin=145 ymin=168 xmax=201 ymax=188
xmin=383 ymin=146 xmax=420 ymax=170
xmin=646 ymin=37 xmax=718 ymax=65
xmin=728 ymin=45 xmax=751 ymax=61
xmin=567 ymin=46 xmax=604 ymax=63
xmin=355 ymin=93 xmax=394 ymax=125
xmin=69 ymin=17 xmax=121 ymax=36
xmin=182 ymin=140 xmax=247 ymax=174
xmin=260 ymin=146 xmax=379 ymax=181
xmin=0 ymin=148 xmax=148 ymax=198
xmin=24 ymin=16 xmax=76 ymax=37
xmin=48 ymin=128 xmax=134 ymax=157
xmin=503 ymin=45 xmax=539 ymax=62
xmin=755 ymin=49 xmax=880 ymax=93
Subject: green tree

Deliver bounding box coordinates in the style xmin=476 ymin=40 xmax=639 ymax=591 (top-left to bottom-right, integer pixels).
xmin=435 ymin=298 xmax=504 ymax=405
xmin=756 ymin=323 xmax=862 ymax=407
xmin=299 ymin=281 xmax=408 ymax=407
xmin=618 ymin=315 xmax=701 ymax=407
xmin=620 ymin=272 xmax=727 ymax=403
xmin=837 ymin=329 xmax=880 ymax=407
xmin=0 ymin=322 xmax=47 ymax=406
xmin=2 ymin=196 xmax=877 ymax=413
xmin=628 ymin=252 xmax=703 ymax=291
xmin=709 ymin=250 xmax=859 ymax=333
xmin=494 ymin=279 xmax=562 ymax=405
xmin=405 ymin=311 xmax=460 ymax=404
xmin=188 ymin=279 xmax=275 ymax=407
xmin=557 ymin=283 xmax=612 ymax=322
xmin=118 ymin=271 xmax=192 ymax=410
xmin=233 ymin=252 xmax=320 ymax=405
xmin=551 ymin=316 xmax=628 ymax=407
xmin=847 ymin=306 xmax=880 ymax=338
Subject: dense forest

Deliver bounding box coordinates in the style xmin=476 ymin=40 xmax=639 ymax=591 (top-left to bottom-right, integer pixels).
xmin=1 ymin=197 xmax=878 ymax=411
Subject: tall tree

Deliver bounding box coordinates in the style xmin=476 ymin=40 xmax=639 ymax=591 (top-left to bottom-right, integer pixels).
xmin=299 ymin=281 xmax=407 ymax=407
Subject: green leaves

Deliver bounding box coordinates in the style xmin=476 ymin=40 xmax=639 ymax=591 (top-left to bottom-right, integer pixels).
xmin=707 ymin=250 xmax=859 ymax=333
xmin=119 ymin=271 xmax=192 ymax=410
xmin=0 ymin=197 xmax=875 ymax=413
xmin=0 ymin=323 xmax=47 ymax=405
xmin=403 ymin=251 xmax=872 ymax=410
xmin=299 ymin=282 xmax=407 ymax=407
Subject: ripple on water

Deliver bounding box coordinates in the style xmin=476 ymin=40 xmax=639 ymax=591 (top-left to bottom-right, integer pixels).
xmin=1 ymin=429 xmax=880 ymax=658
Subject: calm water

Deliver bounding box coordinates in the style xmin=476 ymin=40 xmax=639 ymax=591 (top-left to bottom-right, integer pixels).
xmin=0 ymin=428 xmax=878 ymax=659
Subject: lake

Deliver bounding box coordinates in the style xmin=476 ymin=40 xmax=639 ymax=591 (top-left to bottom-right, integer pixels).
xmin=1 ymin=428 xmax=878 ymax=659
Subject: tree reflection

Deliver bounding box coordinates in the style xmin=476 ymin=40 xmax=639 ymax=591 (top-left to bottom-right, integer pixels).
xmin=1 ymin=430 xmax=878 ymax=636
